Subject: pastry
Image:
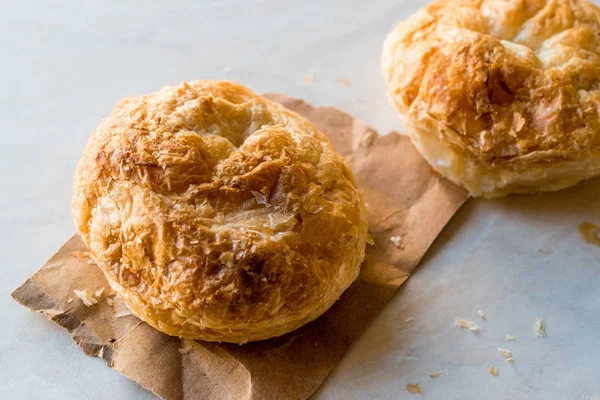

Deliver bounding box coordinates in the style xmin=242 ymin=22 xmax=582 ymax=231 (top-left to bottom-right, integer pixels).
xmin=72 ymin=80 xmax=368 ymax=343
xmin=382 ymin=0 xmax=600 ymax=197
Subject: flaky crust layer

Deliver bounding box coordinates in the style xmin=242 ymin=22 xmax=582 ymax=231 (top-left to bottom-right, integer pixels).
xmin=383 ymin=0 xmax=600 ymax=197
xmin=72 ymin=81 xmax=368 ymax=343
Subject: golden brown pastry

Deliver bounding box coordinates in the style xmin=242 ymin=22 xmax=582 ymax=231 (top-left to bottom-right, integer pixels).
xmin=72 ymin=80 xmax=368 ymax=343
xmin=382 ymin=0 xmax=600 ymax=197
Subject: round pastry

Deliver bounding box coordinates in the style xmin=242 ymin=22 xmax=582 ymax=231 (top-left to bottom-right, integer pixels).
xmin=72 ymin=80 xmax=368 ymax=343
xmin=382 ymin=0 xmax=600 ymax=197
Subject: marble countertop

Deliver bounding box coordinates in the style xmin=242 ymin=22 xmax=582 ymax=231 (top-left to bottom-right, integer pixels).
xmin=2 ymin=1 xmax=599 ymax=399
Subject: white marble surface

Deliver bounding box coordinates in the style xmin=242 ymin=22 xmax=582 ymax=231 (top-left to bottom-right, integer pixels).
xmin=2 ymin=1 xmax=599 ymax=399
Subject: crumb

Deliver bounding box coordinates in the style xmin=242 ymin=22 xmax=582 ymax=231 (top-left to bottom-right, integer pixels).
xmin=115 ymin=309 xmax=132 ymax=318
xmin=578 ymin=222 xmax=600 ymax=246
xmin=535 ymin=318 xmax=546 ymax=337
xmin=179 ymin=341 xmax=194 ymax=354
xmin=336 ymin=78 xmax=350 ymax=85
xmin=303 ymin=76 xmax=313 ymax=84
xmin=478 ymin=310 xmax=486 ymax=320
xmin=223 ymin=66 xmax=231 ymax=72
xmin=113 ymin=297 xmax=132 ymax=317
xmin=390 ymin=235 xmax=404 ymax=249
xmin=71 ymin=250 xmax=88 ymax=260
xmin=67 ymin=298 xmax=73 ymax=304
xmin=538 ymin=248 xmax=552 ymax=255
xmin=190 ymin=239 xmax=199 ymax=244
xmin=74 ymin=289 xmax=98 ymax=307
xmin=106 ymin=297 xmax=115 ymax=307
xmin=94 ymin=287 xmax=104 ymax=298
xmin=71 ymin=250 xmax=95 ymax=264
xmin=498 ymin=348 xmax=513 ymax=363
xmin=488 ymin=364 xmax=498 ymax=377
xmin=429 ymin=371 xmax=441 ymax=379
xmin=360 ymin=131 xmax=376 ymax=147
xmin=108 ymin=338 xmax=117 ymax=343
xmin=505 ymin=335 xmax=517 ymax=341
xmin=405 ymin=317 xmax=414 ymax=323
xmin=406 ymin=383 xmax=424 ymax=395
xmin=454 ymin=318 xmax=480 ymax=332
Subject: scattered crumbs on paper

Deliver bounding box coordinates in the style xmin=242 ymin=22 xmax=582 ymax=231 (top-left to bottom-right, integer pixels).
xmin=74 ymin=289 xmax=98 ymax=307
xmin=336 ymin=78 xmax=351 ymax=85
xmin=223 ymin=65 xmax=231 ymax=72
xmin=505 ymin=335 xmax=517 ymax=341
xmin=429 ymin=371 xmax=441 ymax=379
xmin=538 ymin=248 xmax=552 ymax=255
xmin=106 ymin=297 xmax=115 ymax=307
xmin=406 ymin=383 xmax=424 ymax=395
xmin=360 ymin=131 xmax=376 ymax=147
xmin=488 ymin=364 xmax=498 ymax=377
xmin=478 ymin=310 xmax=486 ymax=320
xmin=71 ymin=250 xmax=95 ymax=264
xmin=578 ymin=222 xmax=600 ymax=247
xmin=498 ymin=348 xmax=513 ymax=363
xmin=405 ymin=317 xmax=414 ymax=323
xmin=390 ymin=235 xmax=404 ymax=249
xmin=67 ymin=298 xmax=73 ymax=304
xmin=535 ymin=318 xmax=546 ymax=338
xmin=454 ymin=318 xmax=480 ymax=332
xmin=94 ymin=287 xmax=104 ymax=298
xmin=303 ymin=76 xmax=313 ymax=84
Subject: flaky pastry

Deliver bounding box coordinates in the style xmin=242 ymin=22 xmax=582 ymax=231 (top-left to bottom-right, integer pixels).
xmin=72 ymin=80 xmax=368 ymax=343
xmin=383 ymin=0 xmax=600 ymax=197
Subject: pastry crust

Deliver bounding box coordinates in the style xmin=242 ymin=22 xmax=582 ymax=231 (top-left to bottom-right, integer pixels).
xmin=382 ymin=0 xmax=600 ymax=197
xmin=72 ymin=80 xmax=368 ymax=343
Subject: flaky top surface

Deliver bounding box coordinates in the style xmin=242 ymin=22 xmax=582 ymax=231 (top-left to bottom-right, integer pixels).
xmin=383 ymin=0 xmax=600 ymax=166
xmin=72 ymin=81 xmax=368 ymax=342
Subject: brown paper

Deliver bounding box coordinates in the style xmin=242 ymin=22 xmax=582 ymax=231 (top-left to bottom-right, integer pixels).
xmin=12 ymin=94 xmax=468 ymax=400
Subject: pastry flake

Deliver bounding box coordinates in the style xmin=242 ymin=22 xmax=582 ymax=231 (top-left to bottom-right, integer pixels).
xmin=406 ymin=383 xmax=424 ymax=395
xmin=73 ymin=289 xmax=98 ymax=307
xmin=454 ymin=318 xmax=480 ymax=332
